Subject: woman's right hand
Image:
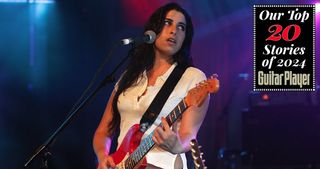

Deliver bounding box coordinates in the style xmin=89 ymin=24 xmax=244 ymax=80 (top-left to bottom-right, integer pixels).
xmin=97 ymin=155 xmax=116 ymax=169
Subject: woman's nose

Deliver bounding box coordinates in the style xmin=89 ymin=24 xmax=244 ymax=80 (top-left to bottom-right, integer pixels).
xmin=169 ymin=25 xmax=177 ymax=35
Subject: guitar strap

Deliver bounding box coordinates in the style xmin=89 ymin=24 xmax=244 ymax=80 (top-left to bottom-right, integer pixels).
xmin=139 ymin=65 xmax=187 ymax=131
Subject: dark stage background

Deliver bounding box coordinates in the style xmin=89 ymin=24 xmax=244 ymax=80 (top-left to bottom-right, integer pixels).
xmin=0 ymin=0 xmax=319 ymax=169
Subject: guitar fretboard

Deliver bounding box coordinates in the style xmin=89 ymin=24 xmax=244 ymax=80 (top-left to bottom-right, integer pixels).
xmin=124 ymin=100 xmax=187 ymax=169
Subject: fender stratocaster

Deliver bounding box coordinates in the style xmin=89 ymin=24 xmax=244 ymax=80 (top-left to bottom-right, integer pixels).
xmin=110 ymin=75 xmax=219 ymax=169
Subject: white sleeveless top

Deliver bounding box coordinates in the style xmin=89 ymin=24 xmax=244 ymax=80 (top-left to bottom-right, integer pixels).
xmin=116 ymin=63 xmax=206 ymax=169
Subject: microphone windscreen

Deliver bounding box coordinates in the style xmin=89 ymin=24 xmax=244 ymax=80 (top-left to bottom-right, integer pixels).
xmin=144 ymin=30 xmax=156 ymax=44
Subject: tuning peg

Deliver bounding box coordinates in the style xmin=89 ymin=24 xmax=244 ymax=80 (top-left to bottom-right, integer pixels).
xmin=211 ymin=74 xmax=218 ymax=78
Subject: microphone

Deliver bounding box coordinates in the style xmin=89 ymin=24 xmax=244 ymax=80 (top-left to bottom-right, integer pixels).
xmin=121 ymin=30 xmax=156 ymax=46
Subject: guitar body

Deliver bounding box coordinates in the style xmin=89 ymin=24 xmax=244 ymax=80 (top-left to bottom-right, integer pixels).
xmin=110 ymin=124 xmax=147 ymax=169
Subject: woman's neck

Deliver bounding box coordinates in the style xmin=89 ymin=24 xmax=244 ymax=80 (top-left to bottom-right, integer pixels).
xmin=147 ymin=53 xmax=174 ymax=84
xmin=153 ymin=50 xmax=174 ymax=69
xmin=153 ymin=58 xmax=172 ymax=70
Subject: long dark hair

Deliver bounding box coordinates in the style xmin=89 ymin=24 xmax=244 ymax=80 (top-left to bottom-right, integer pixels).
xmin=109 ymin=2 xmax=194 ymax=132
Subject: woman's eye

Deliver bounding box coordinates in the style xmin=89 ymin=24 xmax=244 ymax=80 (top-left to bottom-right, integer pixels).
xmin=178 ymin=25 xmax=185 ymax=31
xmin=164 ymin=20 xmax=170 ymax=25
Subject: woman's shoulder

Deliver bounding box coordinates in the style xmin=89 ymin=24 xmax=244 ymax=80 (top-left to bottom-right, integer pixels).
xmin=184 ymin=66 xmax=206 ymax=78
xmin=176 ymin=66 xmax=207 ymax=91
xmin=179 ymin=66 xmax=207 ymax=85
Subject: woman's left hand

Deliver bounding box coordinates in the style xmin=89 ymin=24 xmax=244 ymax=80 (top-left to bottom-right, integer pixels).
xmin=152 ymin=117 xmax=182 ymax=154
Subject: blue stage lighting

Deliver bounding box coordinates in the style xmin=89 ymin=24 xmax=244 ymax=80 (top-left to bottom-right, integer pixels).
xmin=0 ymin=0 xmax=54 ymax=3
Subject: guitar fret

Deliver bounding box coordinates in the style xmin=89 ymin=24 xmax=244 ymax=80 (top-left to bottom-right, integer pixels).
xmin=165 ymin=116 xmax=170 ymax=126
xmin=138 ymin=148 xmax=142 ymax=159
xmin=146 ymin=134 xmax=154 ymax=150
xmin=133 ymin=153 xmax=138 ymax=165
xmin=179 ymin=101 xmax=186 ymax=113
xmin=174 ymin=107 xmax=179 ymax=116
xmin=181 ymin=100 xmax=187 ymax=110
xmin=141 ymin=143 xmax=145 ymax=155
xmin=176 ymin=106 xmax=181 ymax=114
xmin=173 ymin=109 xmax=177 ymax=119
xmin=170 ymin=113 xmax=174 ymax=123
xmin=173 ymin=108 xmax=178 ymax=118
xmin=147 ymin=139 xmax=151 ymax=147
xmin=131 ymin=158 xmax=135 ymax=168
xmin=125 ymin=157 xmax=130 ymax=168
xmin=128 ymin=160 xmax=132 ymax=169
xmin=129 ymin=159 xmax=133 ymax=168
xmin=146 ymin=139 xmax=150 ymax=149
xmin=147 ymin=135 xmax=152 ymax=147
xmin=126 ymin=159 xmax=130 ymax=169
xmin=139 ymin=145 xmax=143 ymax=158
xmin=173 ymin=108 xmax=178 ymax=119
xmin=142 ymin=142 xmax=147 ymax=154
xmin=134 ymin=154 xmax=138 ymax=163
xmin=177 ymin=103 xmax=181 ymax=114
xmin=150 ymin=135 xmax=154 ymax=147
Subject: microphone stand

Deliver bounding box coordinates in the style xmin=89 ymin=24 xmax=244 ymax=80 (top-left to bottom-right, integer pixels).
xmin=24 ymin=44 xmax=134 ymax=169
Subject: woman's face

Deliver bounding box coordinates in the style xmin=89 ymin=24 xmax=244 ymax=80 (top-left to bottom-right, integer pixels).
xmin=154 ymin=10 xmax=186 ymax=57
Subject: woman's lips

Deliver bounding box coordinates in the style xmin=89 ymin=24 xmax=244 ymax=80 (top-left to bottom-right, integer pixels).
xmin=167 ymin=38 xmax=176 ymax=45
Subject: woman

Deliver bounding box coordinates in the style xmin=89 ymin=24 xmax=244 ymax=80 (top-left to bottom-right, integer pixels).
xmin=93 ymin=2 xmax=209 ymax=169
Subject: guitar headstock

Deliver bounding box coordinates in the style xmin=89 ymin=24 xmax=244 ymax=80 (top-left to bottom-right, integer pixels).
xmin=185 ymin=74 xmax=219 ymax=107
xmin=190 ymin=139 xmax=206 ymax=169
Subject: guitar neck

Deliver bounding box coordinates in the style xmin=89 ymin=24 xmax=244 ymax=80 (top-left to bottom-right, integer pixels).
xmin=124 ymin=99 xmax=188 ymax=169
xmin=164 ymin=99 xmax=187 ymax=126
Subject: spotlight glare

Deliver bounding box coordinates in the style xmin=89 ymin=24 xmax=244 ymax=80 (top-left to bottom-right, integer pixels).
xmin=262 ymin=94 xmax=269 ymax=101
xmin=316 ymin=3 xmax=320 ymax=13
xmin=0 ymin=0 xmax=55 ymax=3
xmin=0 ymin=0 xmax=26 ymax=2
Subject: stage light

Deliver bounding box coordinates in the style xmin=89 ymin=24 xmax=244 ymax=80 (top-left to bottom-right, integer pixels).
xmin=261 ymin=93 xmax=269 ymax=101
xmin=29 ymin=0 xmax=54 ymax=4
xmin=0 ymin=0 xmax=54 ymax=3
xmin=0 ymin=0 xmax=25 ymax=2
xmin=316 ymin=3 xmax=320 ymax=13
xmin=238 ymin=73 xmax=249 ymax=80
